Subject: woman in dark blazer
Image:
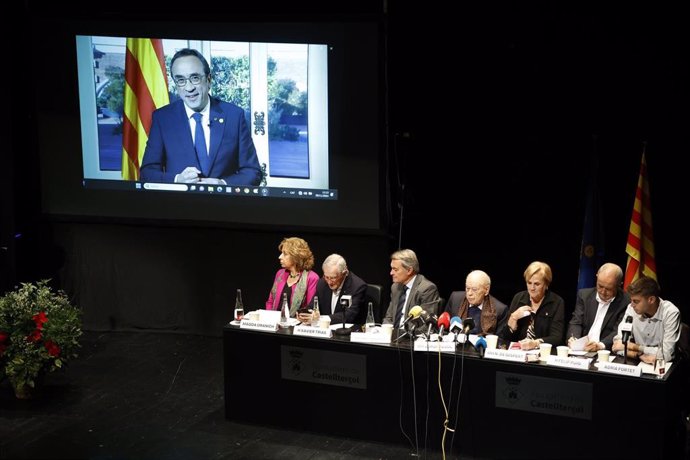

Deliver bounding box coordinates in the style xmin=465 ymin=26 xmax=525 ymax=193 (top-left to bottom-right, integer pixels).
xmin=497 ymin=261 xmax=564 ymax=349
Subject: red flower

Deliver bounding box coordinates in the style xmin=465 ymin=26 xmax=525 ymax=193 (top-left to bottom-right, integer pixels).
xmin=44 ymin=340 xmax=60 ymax=357
xmin=27 ymin=329 xmax=42 ymax=343
xmin=0 ymin=331 xmax=8 ymax=343
xmin=33 ymin=311 xmax=48 ymax=330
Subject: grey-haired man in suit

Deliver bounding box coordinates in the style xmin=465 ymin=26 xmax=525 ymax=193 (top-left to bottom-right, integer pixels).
xmin=383 ymin=249 xmax=440 ymax=327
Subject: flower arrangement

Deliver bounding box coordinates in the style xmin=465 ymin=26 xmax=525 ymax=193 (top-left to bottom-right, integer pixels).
xmin=0 ymin=280 xmax=82 ymax=397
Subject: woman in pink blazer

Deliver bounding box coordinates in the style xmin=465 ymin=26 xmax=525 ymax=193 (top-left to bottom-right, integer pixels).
xmin=265 ymin=237 xmax=319 ymax=317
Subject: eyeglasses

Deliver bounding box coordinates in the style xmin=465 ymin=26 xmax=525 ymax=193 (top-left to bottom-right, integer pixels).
xmin=324 ymin=273 xmax=344 ymax=282
xmin=465 ymin=286 xmax=482 ymax=293
xmin=596 ymin=283 xmax=616 ymax=294
xmin=173 ymin=74 xmax=206 ymax=87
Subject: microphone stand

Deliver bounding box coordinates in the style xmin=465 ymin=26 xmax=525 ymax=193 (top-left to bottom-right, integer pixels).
xmin=334 ymin=299 xmax=351 ymax=337
xmin=395 ymin=319 xmax=417 ymax=342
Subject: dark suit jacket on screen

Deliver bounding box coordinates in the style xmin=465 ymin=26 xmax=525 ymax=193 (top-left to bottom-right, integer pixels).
xmin=140 ymin=98 xmax=261 ymax=185
xmin=383 ymin=274 xmax=440 ymax=325
xmin=309 ymin=272 xmax=368 ymax=325
xmin=566 ymin=287 xmax=630 ymax=348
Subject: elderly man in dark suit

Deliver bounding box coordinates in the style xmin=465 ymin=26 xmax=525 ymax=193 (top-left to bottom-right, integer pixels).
xmin=308 ymin=254 xmax=367 ymax=325
xmin=383 ymin=249 xmax=440 ymax=327
xmin=445 ymin=270 xmax=507 ymax=335
xmin=567 ymin=263 xmax=630 ymax=352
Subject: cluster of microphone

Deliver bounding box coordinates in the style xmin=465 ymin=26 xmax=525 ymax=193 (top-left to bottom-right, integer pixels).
xmin=401 ymin=306 xmax=487 ymax=355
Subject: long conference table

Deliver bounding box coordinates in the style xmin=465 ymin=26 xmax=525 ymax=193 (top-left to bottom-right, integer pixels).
xmin=223 ymin=324 xmax=685 ymax=459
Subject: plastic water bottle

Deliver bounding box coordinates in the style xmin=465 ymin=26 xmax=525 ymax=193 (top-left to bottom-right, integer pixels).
xmin=365 ymin=301 xmax=375 ymax=331
xmin=311 ymin=296 xmax=320 ymax=327
xmin=279 ymin=293 xmax=290 ymax=328
xmin=234 ymin=289 xmax=244 ymax=321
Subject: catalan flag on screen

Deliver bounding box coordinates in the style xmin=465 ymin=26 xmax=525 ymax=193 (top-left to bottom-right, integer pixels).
xmin=121 ymin=38 xmax=169 ymax=180
xmin=623 ymin=149 xmax=657 ymax=288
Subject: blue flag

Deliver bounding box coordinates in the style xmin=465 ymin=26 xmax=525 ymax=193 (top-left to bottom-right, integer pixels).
xmin=577 ymin=158 xmax=605 ymax=290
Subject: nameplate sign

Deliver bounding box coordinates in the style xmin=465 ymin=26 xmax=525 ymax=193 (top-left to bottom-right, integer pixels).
xmin=414 ymin=340 xmax=457 ymax=353
xmin=350 ymin=332 xmax=391 ymax=344
xmin=239 ymin=319 xmax=278 ymax=332
xmin=496 ymin=371 xmax=592 ymax=420
xmin=485 ymin=348 xmax=527 ymax=362
xmin=597 ymin=361 xmax=642 ymax=377
xmin=281 ymin=345 xmax=366 ymax=389
xmin=292 ymin=325 xmax=332 ymax=338
xmin=546 ymin=355 xmax=592 ymax=370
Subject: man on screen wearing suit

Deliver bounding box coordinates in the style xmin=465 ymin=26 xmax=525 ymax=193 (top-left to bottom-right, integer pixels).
xmin=566 ymin=262 xmax=630 ymax=352
xmin=308 ymin=254 xmax=368 ymax=325
xmin=140 ymin=48 xmax=261 ymax=185
xmin=383 ymin=249 xmax=440 ymax=328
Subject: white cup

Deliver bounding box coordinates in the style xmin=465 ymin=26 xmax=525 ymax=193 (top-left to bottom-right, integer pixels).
xmin=557 ymin=345 xmax=569 ymax=357
xmin=381 ymin=324 xmax=394 ymax=340
xmin=485 ymin=334 xmax=499 ymax=349
xmin=319 ymin=317 xmax=331 ymax=329
xmin=598 ymin=349 xmax=611 ymax=363
xmin=539 ymin=343 xmax=552 ymax=362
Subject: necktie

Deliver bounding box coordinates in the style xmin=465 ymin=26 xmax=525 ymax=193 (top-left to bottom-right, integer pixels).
xmin=192 ymin=112 xmax=210 ymax=176
xmin=526 ymin=312 xmax=536 ymax=340
xmin=394 ymin=285 xmax=409 ymax=326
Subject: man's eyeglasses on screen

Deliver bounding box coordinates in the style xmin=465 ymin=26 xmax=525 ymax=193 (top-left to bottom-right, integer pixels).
xmin=174 ymin=74 xmax=205 ymax=87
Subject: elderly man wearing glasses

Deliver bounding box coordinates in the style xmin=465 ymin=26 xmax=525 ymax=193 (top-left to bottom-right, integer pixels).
xmin=307 ymin=254 xmax=368 ymax=325
xmin=141 ymin=48 xmax=261 ymax=185
xmin=444 ymin=270 xmax=507 ymax=335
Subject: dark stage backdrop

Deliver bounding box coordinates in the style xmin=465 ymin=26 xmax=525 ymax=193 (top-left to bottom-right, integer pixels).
xmin=8 ymin=2 xmax=690 ymax=336
xmin=51 ymin=224 xmax=392 ymax=336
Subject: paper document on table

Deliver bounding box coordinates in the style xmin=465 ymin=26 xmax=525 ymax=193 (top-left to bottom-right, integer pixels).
xmin=569 ymin=336 xmax=589 ymax=351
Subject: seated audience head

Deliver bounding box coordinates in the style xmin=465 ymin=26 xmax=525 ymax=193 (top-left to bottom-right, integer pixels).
xmin=595 ymin=263 xmax=624 ymax=302
xmin=390 ymin=249 xmax=419 ymax=285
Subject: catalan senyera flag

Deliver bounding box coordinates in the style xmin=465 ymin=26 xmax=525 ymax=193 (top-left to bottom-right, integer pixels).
xmin=121 ymin=38 xmax=169 ymax=180
xmin=623 ymin=150 xmax=657 ymax=289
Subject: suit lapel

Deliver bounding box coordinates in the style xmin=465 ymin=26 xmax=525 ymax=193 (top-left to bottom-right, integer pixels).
xmin=585 ymin=290 xmax=599 ymax=325
xmin=600 ymin=293 xmax=621 ymax=329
